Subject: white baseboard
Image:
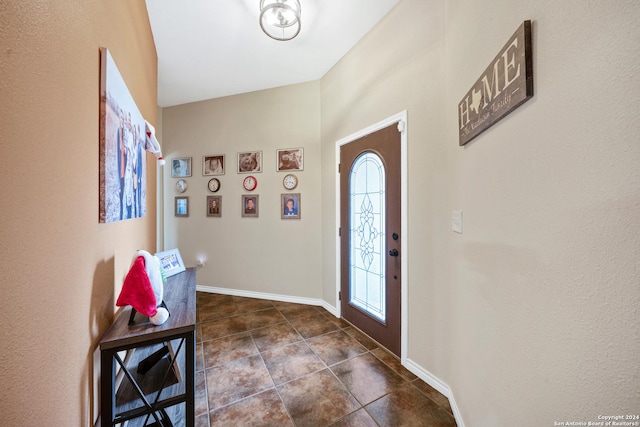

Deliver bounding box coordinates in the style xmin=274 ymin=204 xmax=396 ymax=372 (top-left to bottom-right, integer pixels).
xmin=197 ymin=285 xmax=462 ymax=426
xmin=403 ymin=358 xmax=465 ymax=427
xmin=196 ymin=285 xmax=338 ymax=316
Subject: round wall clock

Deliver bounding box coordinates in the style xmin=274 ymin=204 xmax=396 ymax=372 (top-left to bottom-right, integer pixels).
xmin=283 ymin=173 xmax=298 ymax=190
xmin=243 ymin=175 xmax=258 ymax=191
xmin=208 ymin=178 xmax=220 ymax=193
xmin=176 ymin=179 xmax=188 ymax=193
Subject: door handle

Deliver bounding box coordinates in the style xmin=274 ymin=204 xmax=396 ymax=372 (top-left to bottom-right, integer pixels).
xmin=388 ymin=249 xmax=399 ymax=257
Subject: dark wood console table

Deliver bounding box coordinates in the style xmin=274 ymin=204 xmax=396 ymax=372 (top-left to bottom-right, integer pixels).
xmin=99 ymin=268 xmax=196 ymax=427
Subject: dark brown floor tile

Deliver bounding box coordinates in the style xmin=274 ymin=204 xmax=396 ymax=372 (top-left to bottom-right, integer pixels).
xmin=239 ymin=307 xmax=287 ymax=330
xmin=342 ymin=327 xmax=379 ymax=351
xmin=330 ymin=352 xmax=406 ymax=405
xmin=261 ymin=341 xmax=326 ymax=385
xmin=273 ymin=301 xmax=322 ymax=320
xmin=307 ymin=330 xmax=368 ymax=366
xmin=202 ymin=332 xmax=257 ymax=367
xmin=330 ymin=408 xmax=379 ymax=427
xmin=205 ymin=354 xmax=274 ymax=411
xmin=196 ymin=342 xmax=204 ymax=371
xmin=197 ymin=293 xmax=234 ymax=309
xmin=365 ymin=383 xmax=457 ymax=427
xmin=235 ymin=298 xmax=274 ymax=313
xmin=323 ymin=313 xmax=351 ymax=328
xmin=209 ymin=388 xmax=293 ymax=427
xmin=289 ymin=313 xmax=340 ymax=339
xmin=200 ymin=315 xmax=248 ymax=341
xmin=195 ymin=370 xmax=208 ymax=417
xmin=277 ymin=369 xmax=361 ymax=427
xmin=199 ymin=301 xmax=239 ymax=322
xmin=411 ymin=379 xmax=453 ymax=414
xmin=371 ymin=347 xmax=417 ymax=381
xmin=250 ymin=322 xmax=303 ymax=352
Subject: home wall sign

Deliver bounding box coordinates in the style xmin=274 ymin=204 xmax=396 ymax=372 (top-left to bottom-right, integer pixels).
xmin=458 ymin=20 xmax=533 ymax=146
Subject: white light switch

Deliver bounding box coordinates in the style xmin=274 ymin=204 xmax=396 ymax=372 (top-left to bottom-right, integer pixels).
xmin=452 ymin=210 xmax=463 ymax=234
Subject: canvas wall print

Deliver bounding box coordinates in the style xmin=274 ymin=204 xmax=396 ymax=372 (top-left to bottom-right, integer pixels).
xmin=99 ymin=47 xmax=147 ymax=223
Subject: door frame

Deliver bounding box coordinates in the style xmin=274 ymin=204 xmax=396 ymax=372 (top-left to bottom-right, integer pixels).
xmin=334 ymin=110 xmax=408 ymax=360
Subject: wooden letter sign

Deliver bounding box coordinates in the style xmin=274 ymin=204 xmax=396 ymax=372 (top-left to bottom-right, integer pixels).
xmin=458 ymin=20 xmax=533 ymax=146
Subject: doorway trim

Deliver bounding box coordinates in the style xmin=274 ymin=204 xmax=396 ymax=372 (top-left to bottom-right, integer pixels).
xmin=334 ymin=110 xmax=408 ymax=360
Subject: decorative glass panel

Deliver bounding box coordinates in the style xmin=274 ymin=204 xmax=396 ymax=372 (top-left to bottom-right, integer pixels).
xmin=349 ymin=152 xmax=386 ymax=322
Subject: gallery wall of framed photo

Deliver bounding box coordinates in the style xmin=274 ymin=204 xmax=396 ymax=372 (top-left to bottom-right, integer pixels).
xmin=168 ymin=147 xmax=304 ymax=220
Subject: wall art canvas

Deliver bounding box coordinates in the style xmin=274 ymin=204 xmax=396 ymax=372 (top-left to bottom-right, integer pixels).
xmin=99 ymin=47 xmax=147 ymax=222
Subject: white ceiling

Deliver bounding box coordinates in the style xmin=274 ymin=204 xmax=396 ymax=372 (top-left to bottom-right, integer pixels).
xmin=145 ymin=0 xmax=400 ymax=107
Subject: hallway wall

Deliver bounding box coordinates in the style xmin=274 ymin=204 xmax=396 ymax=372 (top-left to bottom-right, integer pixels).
xmin=321 ymin=0 xmax=639 ymax=425
xmin=161 ymin=82 xmax=323 ymax=300
xmin=0 ymin=1 xmax=158 ymax=425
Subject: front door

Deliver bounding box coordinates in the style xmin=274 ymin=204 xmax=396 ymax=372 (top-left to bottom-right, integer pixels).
xmin=340 ymin=123 xmax=401 ymax=357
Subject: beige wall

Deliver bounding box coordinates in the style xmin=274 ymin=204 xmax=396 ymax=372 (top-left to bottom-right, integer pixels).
xmin=322 ymin=0 xmax=639 ymax=425
xmin=2 ymin=0 xmax=636 ymax=425
xmin=161 ymin=82 xmax=323 ymax=299
xmin=0 ymin=1 xmax=157 ymax=425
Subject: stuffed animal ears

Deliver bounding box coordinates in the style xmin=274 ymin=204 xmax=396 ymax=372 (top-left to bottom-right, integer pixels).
xmin=117 ymin=256 xmax=158 ymax=318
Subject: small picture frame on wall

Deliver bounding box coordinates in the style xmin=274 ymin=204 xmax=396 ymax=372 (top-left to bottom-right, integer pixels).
xmin=203 ymin=155 xmax=225 ymax=176
xmin=237 ymin=151 xmax=262 ymax=174
xmin=241 ymin=195 xmax=259 ymax=217
xmin=175 ymin=196 xmax=189 ymax=217
xmin=281 ymin=193 xmax=301 ymax=219
xmin=276 ymin=148 xmax=303 ymax=171
xmin=207 ymin=195 xmax=222 ymax=217
xmin=171 ymin=157 xmax=192 ymax=178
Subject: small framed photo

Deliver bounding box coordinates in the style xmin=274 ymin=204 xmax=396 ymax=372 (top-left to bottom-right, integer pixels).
xmin=175 ymin=196 xmax=189 ymax=217
xmin=203 ymin=155 xmax=225 ymax=176
xmin=242 ymin=195 xmax=259 ymax=217
xmin=277 ymin=148 xmax=303 ymax=171
xmin=207 ymin=195 xmax=222 ymax=217
xmin=281 ymin=193 xmax=301 ymax=219
xmin=237 ymin=151 xmax=262 ymax=174
xmin=171 ymin=157 xmax=192 ymax=178
xmin=155 ymin=248 xmax=185 ymax=278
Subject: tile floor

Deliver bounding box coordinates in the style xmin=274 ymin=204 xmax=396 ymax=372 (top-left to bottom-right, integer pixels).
xmin=195 ymin=292 xmax=457 ymax=427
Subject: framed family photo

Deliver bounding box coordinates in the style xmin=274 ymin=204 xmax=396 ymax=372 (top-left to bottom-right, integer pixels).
xmin=276 ymin=148 xmax=303 ymax=171
xmin=175 ymin=196 xmax=189 ymax=217
xmin=172 ymin=157 xmax=192 ymax=178
xmin=203 ymin=155 xmax=225 ymax=176
xmin=155 ymin=248 xmax=185 ymax=278
xmin=237 ymin=151 xmax=262 ymax=174
xmin=207 ymin=195 xmax=222 ymax=217
xmin=281 ymin=193 xmax=301 ymax=219
xmin=242 ymin=195 xmax=259 ymax=217
xmin=98 ymin=47 xmax=148 ymax=223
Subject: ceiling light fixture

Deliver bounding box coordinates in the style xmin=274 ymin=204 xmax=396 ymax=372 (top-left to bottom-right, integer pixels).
xmin=259 ymin=0 xmax=301 ymax=41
